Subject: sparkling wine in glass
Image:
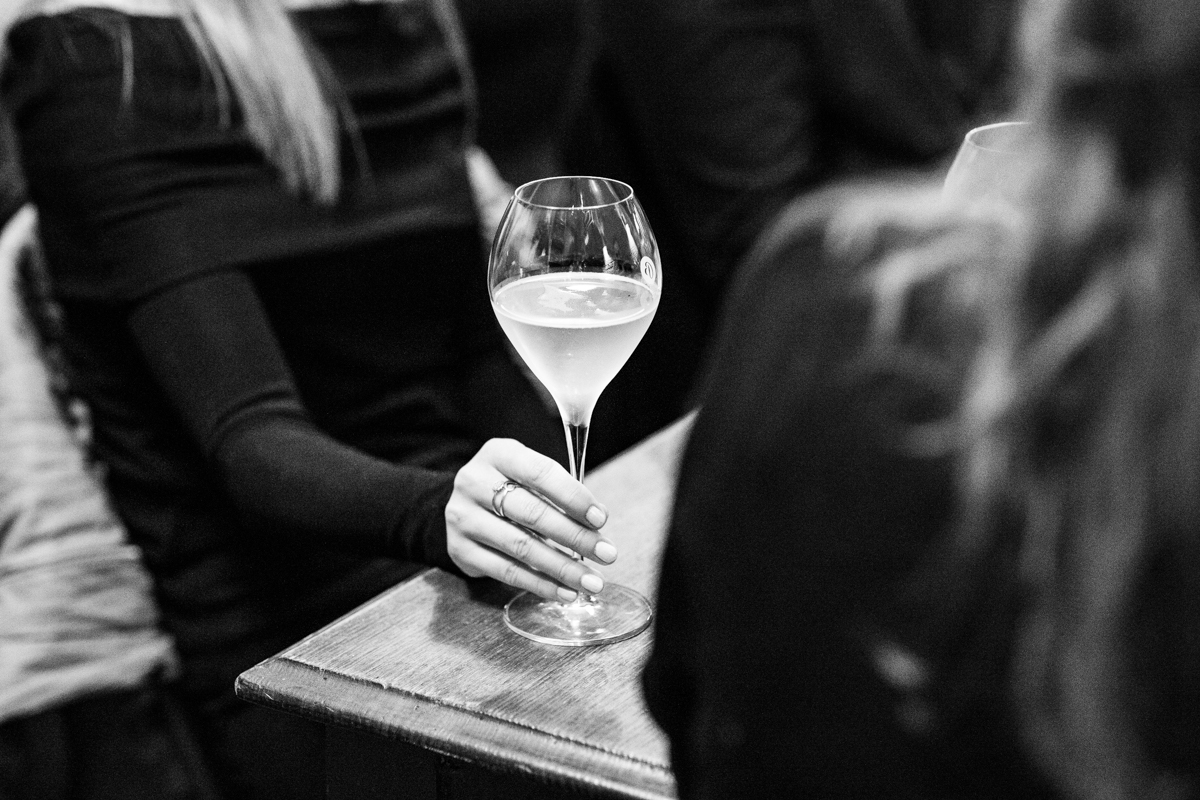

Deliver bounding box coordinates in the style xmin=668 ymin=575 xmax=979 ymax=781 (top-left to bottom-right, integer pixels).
xmin=488 ymin=175 xmax=661 ymax=646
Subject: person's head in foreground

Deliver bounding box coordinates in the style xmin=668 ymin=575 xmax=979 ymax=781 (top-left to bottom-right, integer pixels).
xmin=644 ymin=0 xmax=1200 ymax=797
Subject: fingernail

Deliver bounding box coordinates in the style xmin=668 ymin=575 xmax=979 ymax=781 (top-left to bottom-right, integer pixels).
xmin=557 ymin=587 xmax=579 ymax=602
xmin=593 ymin=540 xmax=617 ymax=564
xmin=586 ymin=505 xmax=607 ymax=528
xmin=581 ymin=573 xmax=604 ymax=593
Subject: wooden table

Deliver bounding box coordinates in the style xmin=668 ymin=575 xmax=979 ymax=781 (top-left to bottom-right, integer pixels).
xmin=235 ymin=414 xmax=694 ymax=800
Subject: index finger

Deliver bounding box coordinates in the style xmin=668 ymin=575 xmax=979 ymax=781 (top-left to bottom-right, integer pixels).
xmin=491 ymin=441 xmax=609 ymax=529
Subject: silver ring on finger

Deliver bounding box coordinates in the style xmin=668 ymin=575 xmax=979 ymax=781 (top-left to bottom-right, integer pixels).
xmin=491 ymin=479 xmax=521 ymax=520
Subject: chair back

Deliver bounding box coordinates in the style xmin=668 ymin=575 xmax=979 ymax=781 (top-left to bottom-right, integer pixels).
xmin=0 ymin=204 xmax=179 ymax=724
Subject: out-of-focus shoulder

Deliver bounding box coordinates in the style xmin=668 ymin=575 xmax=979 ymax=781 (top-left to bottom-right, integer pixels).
xmin=720 ymin=183 xmax=860 ymax=318
xmin=752 ymin=177 xmax=944 ymax=268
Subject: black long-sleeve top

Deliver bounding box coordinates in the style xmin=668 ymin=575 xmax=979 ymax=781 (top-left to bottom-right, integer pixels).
xmin=640 ymin=196 xmax=1053 ymax=798
xmin=2 ymin=3 xmax=550 ymax=702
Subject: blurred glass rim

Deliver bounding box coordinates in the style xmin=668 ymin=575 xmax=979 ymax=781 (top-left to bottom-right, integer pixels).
xmin=962 ymin=120 xmax=1032 ymax=154
xmin=511 ymin=176 xmax=636 ymax=210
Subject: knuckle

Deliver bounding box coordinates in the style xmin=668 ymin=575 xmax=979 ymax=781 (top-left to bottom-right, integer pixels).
xmin=501 ymin=562 xmax=525 ymax=589
xmin=554 ymin=558 xmax=578 ymax=585
xmin=452 ymin=467 xmax=472 ymax=491
xmin=563 ymin=526 xmax=590 ymax=554
xmin=445 ymin=538 xmax=473 ymax=568
xmin=484 ymin=437 xmax=518 ymax=459
xmin=473 ymin=441 xmax=497 ymax=464
xmin=529 ymin=458 xmax=556 ymax=486
xmin=533 ymin=577 xmax=560 ymax=600
xmin=444 ymin=504 xmax=466 ymax=528
xmin=507 ymin=532 xmax=533 ymax=562
xmin=523 ymin=497 xmax=549 ymax=528
xmin=565 ymin=483 xmax=589 ymax=508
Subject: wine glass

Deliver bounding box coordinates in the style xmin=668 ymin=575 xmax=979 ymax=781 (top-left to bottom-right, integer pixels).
xmin=488 ymin=175 xmax=661 ymax=646
xmin=943 ymin=120 xmax=1032 ymax=210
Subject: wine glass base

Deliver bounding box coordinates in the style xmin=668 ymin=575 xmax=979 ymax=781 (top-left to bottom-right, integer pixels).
xmin=504 ymin=584 xmax=653 ymax=646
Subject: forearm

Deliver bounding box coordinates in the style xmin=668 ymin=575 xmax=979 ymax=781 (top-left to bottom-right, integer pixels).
xmin=215 ymin=413 xmax=458 ymax=570
xmin=126 ymin=269 xmax=462 ymax=572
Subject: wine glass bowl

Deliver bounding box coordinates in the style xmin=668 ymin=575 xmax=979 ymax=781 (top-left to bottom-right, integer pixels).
xmin=943 ymin=120 xmax=1032 ymax=211
xmin=488 ymin=176 xmax=661 ymax=646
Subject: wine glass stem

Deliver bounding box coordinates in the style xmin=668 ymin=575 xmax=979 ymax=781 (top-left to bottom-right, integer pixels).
xmin=563 ymin=419 xmax=592 ymax=603
xmin=564 ymin=421 xmax=589 ymax=485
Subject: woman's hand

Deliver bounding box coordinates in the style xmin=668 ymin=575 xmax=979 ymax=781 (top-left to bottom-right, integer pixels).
xmin=445 ymin=438 xmax=617 ymax=601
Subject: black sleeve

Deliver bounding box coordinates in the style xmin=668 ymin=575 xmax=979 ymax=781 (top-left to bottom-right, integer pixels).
xmin=643 ymin=206 xmax=955 ymax=797
xmin=127 ymin=270 xmax=460 ymax=573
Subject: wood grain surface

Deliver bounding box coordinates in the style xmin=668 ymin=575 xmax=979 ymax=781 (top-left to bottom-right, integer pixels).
xmin=236 ymin=414 xmax=695 ymax=799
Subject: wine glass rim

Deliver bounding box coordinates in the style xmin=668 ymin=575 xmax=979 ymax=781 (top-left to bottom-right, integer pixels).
xmin=511 ymin=176 xmax=636 ymax=210
xmin=964 ymin=120 xmax=1031 ymax=153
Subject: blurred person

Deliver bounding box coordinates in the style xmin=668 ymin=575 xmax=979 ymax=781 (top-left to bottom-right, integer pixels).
xmin=0 ymin=204 xmax=219 ymax=799
xmin=1 ymin=0 xmax=629 ymax=796
xmin=456 ymin=0 xmax=595 ymax=188
xmin=568 ymin=0 xmax=1020 ymax=464
xmin=579 ymin=0 xmax=1018 ymax=303
xmin=642 ymin=0 xmax=1200 ymax=797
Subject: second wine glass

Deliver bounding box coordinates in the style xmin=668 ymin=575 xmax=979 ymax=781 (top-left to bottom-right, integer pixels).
xmin=943 ymin=120 xmax=1032 ymax=210
xmin=488 ymin=176 xmax=661 ymax=646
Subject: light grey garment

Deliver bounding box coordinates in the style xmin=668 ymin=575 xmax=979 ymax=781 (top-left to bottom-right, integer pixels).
xmin=0 ymin=205 xmax=178 ymax=723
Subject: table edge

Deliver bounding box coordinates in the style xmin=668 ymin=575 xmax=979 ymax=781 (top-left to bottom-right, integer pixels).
xmin=236 ymin=655 xmax=677 ymax=800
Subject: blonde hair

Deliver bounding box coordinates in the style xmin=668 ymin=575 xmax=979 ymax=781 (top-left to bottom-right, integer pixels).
xmin=178 ymin=0 xmax=341 ymax=202
xmin=811 ymin=0 xmax=1200 ymax=797
xmin=2 ymin=0 xmax=475 ymax=204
